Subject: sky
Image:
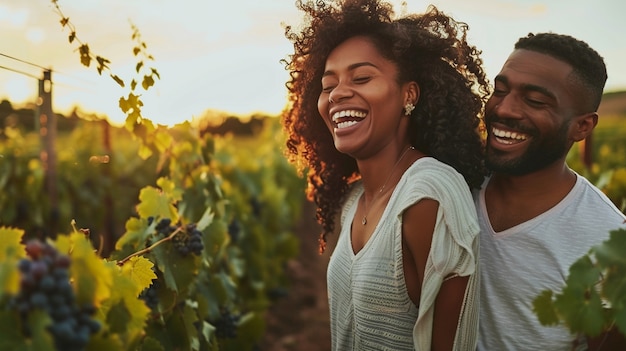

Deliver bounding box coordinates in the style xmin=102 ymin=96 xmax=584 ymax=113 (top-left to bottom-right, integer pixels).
xmin=1 ymin=0 xmax=625 ymax=126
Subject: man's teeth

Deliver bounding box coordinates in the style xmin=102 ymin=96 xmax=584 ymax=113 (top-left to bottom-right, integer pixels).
xmin=332 ymin=110 xmax=366 ymax=123
xmin=492 ymin=127 xmax=527 ymax=142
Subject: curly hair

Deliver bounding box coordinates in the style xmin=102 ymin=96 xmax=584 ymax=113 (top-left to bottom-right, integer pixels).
xmin=281 ymin=0 xmax=490 ymax=252
xmin=514 ymin=32 xmax=607 ymax=112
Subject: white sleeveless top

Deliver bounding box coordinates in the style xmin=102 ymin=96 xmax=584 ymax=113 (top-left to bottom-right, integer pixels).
xmin=327 ymin=157 xmax=480 ymax=350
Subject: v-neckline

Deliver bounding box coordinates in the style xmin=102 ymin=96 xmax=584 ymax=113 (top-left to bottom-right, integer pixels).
xmin=347 ymin=158 xmax=424 ymax=257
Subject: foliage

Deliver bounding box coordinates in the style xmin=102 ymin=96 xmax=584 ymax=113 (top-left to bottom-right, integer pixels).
xmin=0 ymin=118 xmax=306 ymax=350
xmin=533 ymin=228 xmax=626 ymax=338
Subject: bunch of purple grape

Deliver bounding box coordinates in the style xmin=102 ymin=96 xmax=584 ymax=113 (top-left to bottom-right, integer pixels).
xmin=10 ymin=239 xmax=101 ymax=351
xmin=213 ymin=308 xmax=241 ymax=339
xmin=179 ymin=223 xmax=204 ymax=256
xmin=139 ymin=280 xmax=159 ymax=311
xmin=155 ymin=218 xmax=203 ymax=257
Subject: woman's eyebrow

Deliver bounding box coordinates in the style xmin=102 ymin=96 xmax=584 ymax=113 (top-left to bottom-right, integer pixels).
xmin=322 ymin=61 xmax=379 ymax=77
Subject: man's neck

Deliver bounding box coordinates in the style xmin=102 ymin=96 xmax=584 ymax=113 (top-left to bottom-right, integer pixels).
xmin=490 ymin=162 xmax=576 ymax=197
xmin=484 ymin=161 xmax=577 ymax=232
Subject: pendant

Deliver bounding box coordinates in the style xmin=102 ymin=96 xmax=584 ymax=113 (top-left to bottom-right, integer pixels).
xmin=362 ymin=216 xmax=367 ymax=225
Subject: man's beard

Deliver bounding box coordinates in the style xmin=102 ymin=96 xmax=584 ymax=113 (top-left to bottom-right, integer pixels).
xmin=485 ymin=117 xmax=571 ymax=176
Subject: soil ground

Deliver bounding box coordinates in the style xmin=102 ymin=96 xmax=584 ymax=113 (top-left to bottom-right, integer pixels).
xmin=260 ymin=200 xmax=335 ymax=351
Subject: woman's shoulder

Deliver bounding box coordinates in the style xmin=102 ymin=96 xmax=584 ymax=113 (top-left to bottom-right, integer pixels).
xmin=404 ymin=157 xmax=468 ymax=190
xmin=396 ymin=157 xmax=476 ymax=219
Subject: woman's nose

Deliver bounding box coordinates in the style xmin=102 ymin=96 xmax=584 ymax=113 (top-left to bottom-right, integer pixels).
xmin=328 ymin=82 xmax=352 ymax=104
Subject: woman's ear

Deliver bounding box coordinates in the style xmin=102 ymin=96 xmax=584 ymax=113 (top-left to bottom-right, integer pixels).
xmin=570 ymin=112 xmax=598 ymax=142
xmin=405 ymin=81 xmax=420 ymax=105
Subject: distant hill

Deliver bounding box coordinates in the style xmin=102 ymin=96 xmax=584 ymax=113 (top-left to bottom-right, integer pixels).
xmin=599 ymin=90 xmax=626 ymax=117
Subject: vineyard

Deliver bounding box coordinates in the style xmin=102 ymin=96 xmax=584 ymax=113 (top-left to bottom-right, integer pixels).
xmin=1 ymin=1 xmax=625 ymax=348
xmin=0 ymin=114 xmax=316 ymax=350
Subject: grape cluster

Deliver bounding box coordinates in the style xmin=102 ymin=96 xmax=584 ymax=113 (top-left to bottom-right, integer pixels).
xmin=227 ymin=219 xmax=241 ymax=243
xmin=151 ymin=218 xmax=204 ymax=256
xmin=139 ymin=280 xmax=159 ymax=311
xmin=154 ymin=217 xmax=175 ymax=235
xmin=213 ymin=308 xmax=241 ymax=339
xmin=10 ymin=239 xmax=101 ymax=351
xmin=169 ymin=222 xmax=204 ymax=257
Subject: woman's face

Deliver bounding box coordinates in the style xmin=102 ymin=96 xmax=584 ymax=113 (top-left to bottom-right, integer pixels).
xmin=318 ymin=36 xmax=412 ymax=157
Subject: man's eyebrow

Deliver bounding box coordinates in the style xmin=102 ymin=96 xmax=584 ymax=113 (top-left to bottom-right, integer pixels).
xmin=494 ymin=75 xmax=556 ymax=100
xmin=322 ymin=61 xmax=379 ymax=77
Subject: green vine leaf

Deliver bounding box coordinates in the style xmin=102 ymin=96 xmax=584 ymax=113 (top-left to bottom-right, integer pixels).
xmin=0 ymin=227 xmax=25 ymax=261
xmin=552 ymin=256 xmax=605 ymax=336
xmin=106 ymin=300 xmax=133 ymax=334
xmin=142 ymin=75 xmax=155 ymax=90
xmin=153 ymin=130 xmax=174 ymax=154
xmin=180 ymin=303 xmax=201 ymax=351
xmin=27 ymin=310 xmax=56 ymax=351
xmin=60 ymin=232 xmax=114 ymax=306
xmin=96 ymin=56 xmax=110 ymax=74
xmin=196 ymin=207 xmax=214 ymax=232
xmin=533 ymin=290 xmax=559 ymax=326
xmin=111 ymin=74 xmax=125 ymax=88
xmin=138 ymin=143 xmax=153 ymax=159
xmin=152 ymin=242 xmax=197 ymax=293
xmin=0 ymin=227 xmax=25 ymax=297
xmin=566 ymin=255 xmax=603 ymax=289
xmin=120 ymin=256 xmax=157 ymax=296
xmin=100 ymin=261 xmax=151 ymax=346
xmin=135 ymin=186 xmax=179 ymax=224
xmin=593 ymin=229 xmax=626 ymax=268
xmin=157 ymin=177 xmax=183 ymax=204
xmin=79 ymin=44 xmax=91 ymax=67
xmin=0 ymin=310 xmax=29 ymax=350
xmin=554 ymin=283 xmax=605 ymax=337
xmin=115 ymin=217 xmax=151 ymax=252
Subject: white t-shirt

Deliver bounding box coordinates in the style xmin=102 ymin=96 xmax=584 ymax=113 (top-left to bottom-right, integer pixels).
xmin=475 ymin=173 xmax=626 ymax=351
xmin=328 ymin=157 xmax=480 ymax=351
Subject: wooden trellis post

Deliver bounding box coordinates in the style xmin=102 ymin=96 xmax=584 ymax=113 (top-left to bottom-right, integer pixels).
xmin=39 ymin=69 xmax=58 ymax=237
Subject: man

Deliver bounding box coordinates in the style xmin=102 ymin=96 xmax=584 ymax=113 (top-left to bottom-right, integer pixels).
xmin=476 ymin=32 xmax=626 ymax=350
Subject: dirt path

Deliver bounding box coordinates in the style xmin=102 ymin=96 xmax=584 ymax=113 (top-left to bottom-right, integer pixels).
xmin=260 ymin=200 xmax=334 ymax=351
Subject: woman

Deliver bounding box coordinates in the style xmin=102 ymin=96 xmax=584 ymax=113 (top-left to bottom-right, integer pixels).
xmin=281 ymin=0 xmax=489 ymax=349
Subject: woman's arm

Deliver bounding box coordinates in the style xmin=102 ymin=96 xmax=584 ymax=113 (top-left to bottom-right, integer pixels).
xmin=402 ymin=198 xmax=470 ymax=351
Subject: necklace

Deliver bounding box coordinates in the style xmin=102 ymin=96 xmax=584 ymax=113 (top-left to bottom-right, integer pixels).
xmin=361 ymin=146 xmax=414 ymax=225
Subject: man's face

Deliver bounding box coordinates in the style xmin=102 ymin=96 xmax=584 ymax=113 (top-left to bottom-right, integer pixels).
xmin=484 ymin=49 xmax=582 ymax=175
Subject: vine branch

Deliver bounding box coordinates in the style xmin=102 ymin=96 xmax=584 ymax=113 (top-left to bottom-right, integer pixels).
xmin=116 ymin=226 xmax=182 ymax=266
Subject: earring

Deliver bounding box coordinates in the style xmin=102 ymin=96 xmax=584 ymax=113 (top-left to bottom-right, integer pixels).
xmin=404 ymin=102 xmax=415 ymax=116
